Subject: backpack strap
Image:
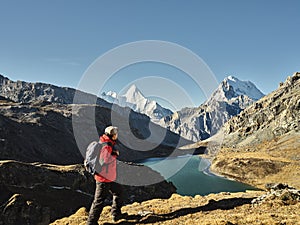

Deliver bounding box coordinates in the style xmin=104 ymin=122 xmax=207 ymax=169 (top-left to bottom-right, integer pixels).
xmin=100 ymin=142 xmax=117 ymax=155
xmin=99 ymin=141 xmax=115 ymax=173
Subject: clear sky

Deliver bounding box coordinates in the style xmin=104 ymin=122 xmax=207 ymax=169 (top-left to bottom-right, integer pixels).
xmin=0 ymin=0 xmax=299 ymax=109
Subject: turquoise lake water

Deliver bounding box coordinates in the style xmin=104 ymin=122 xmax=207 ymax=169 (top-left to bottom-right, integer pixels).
xmin=140 ymin=155 xmax=258 ymax=196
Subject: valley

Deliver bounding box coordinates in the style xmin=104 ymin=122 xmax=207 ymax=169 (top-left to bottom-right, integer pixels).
xmin=0 ymin=72 xmax=299 ymax=224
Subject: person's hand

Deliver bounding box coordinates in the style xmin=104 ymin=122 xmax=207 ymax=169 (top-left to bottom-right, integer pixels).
xmin=112 ymin=150 xmax=119 ymax=156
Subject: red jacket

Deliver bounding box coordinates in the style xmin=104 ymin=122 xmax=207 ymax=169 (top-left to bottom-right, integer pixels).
xmin=94 ymin=134 xmax=117 ymax=183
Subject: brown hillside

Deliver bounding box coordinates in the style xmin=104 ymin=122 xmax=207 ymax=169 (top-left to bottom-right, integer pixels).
xmin=210 ymin=72 xmax=300 ymax=190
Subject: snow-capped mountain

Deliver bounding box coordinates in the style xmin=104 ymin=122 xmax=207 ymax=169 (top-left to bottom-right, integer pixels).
xmin=205 ymin=75 xmax=264 ymax=106
xmin=101 ymin=84 xmax=173 ymax=122
xmin=159 ymin=76 xmax=265 ymax=142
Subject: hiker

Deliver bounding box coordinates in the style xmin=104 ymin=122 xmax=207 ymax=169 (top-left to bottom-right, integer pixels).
xmin=87 ymin=126 xmax=126 ymax=224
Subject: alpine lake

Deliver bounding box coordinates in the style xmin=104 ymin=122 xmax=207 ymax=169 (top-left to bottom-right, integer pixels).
xmin=139 ymin=155 xmax=258 ymax=196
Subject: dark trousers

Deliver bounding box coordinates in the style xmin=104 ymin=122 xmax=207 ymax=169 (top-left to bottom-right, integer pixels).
xmin=87 ymin=181 xmax=123 ymax=225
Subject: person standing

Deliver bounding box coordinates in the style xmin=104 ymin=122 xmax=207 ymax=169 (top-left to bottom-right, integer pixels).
xmin=87 ymin=126 xmax=126 ymax=224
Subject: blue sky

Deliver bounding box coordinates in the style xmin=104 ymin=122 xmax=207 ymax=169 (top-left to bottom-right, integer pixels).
xmin=0 ymin=0 xmax=299 ymax=109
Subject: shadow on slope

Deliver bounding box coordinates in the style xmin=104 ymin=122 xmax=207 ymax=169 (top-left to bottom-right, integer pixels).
xmin=104 ymin=197 xmax=254 ymax=224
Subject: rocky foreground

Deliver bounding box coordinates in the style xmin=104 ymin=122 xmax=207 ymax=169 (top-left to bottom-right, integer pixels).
xmin=51 ymin=184 xmax=300 ymax=225
xmin=0 ymin=161 xmax=176 ymax=225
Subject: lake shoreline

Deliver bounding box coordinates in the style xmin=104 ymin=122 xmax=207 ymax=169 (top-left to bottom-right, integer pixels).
xmin=138 ymin=154 xmax=259 ymax=196
xmin=201 ymin=155 xmax=263 ymax=190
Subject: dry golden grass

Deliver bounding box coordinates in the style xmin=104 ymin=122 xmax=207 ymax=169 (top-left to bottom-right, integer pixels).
xmin=211 ymin=132 xmax=300 ymax=190
xmin=51 ymin=191 xmax=300 ymax=225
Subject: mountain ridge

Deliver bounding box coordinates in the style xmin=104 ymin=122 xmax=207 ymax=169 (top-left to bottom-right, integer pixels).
xmin=159 ymin=76 xmax=265 ymax=141
xmin=101 ymin=84 xmax=173 ymax=122
xmin=0 ymin=74 xmax=110 ymax=107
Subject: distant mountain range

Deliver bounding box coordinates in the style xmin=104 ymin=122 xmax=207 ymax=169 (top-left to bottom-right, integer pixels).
xmin=0 ymin=73 xmax=265 ymax=147
xmin=102 ymin=76 xmax=265 ymax=142
xmin=101 ymin=84 xmax=173 ymax=122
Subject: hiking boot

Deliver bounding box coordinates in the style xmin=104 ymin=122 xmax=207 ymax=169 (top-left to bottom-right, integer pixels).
xmin=112 ymin=212 xmax=128 ymax=222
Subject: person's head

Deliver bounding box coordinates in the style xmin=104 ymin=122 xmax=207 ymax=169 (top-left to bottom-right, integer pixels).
xmin=104 ymin=126 xmax=118 ymax=141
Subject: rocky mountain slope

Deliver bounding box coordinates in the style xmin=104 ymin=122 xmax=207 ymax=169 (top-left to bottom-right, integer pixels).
xmin=0 ymin=99 xmax=193 ymax=163
xmin=0 ymin=75 xmax=193 ymax=163
xmin=159 ymin=76 xmax=264 ymax=142
xmin=211 ymin=72 xmax=300 ymax=189
xmin=101 ymin=84 xmax=173 ymax=122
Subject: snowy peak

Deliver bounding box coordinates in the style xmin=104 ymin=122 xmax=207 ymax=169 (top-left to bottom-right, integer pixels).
xmin=123 ymin=84 xmax=146 ymax=104
xmin=206 ymin=76 xmax=264 ymax=106
xmin=223 ymin=76 xmax=264 ymax=100
xmin=101 ymin=84 xmax=173 ymax=122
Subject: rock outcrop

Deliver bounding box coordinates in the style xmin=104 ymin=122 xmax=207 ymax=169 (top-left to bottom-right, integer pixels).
xmin=0 ymin=194 xmax=51 ymax=225
xmin=252 ymin=183 xmax=300 ymax=205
